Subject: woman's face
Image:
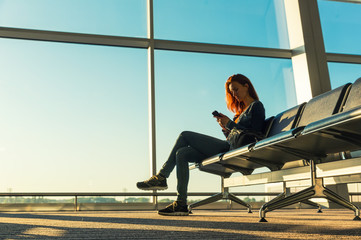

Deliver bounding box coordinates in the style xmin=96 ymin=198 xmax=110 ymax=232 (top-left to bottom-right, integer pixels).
xmin=229 ymin=82 xmax=249 ymax=102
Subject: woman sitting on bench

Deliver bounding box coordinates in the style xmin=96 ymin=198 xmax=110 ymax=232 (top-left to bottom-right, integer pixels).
xmin=136 ymin=73 xmax=265 ymax=216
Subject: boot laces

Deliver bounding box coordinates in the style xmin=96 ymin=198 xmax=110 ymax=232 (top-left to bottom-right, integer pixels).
xmin=150 ymin=175 xmax=159 ymax=181
xmin=165 ymin=201 xmax=177 ymax=210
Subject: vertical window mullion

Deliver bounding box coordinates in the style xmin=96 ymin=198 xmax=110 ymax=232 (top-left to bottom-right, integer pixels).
xmin=147 ymin=0 xmax=157 ymax=206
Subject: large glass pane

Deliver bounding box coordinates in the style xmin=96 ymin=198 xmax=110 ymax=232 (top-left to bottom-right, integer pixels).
xmin=318 ymin=0 xmax=361 ymax=55
xmin=328 ymin=62 xmax=361 ymax=89
xmin=0 ymin=39 xmax=148 ymax=192
xmin=155 ymin=50 xmax=295 ymax=194
xmin=0 ymin=0 xmax=147 ymax=37
xmin=154 ymin=0 xmax=289 ymax=49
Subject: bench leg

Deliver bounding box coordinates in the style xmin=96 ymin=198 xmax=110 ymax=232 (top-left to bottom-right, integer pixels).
xmin=259 ymin=160 xmax=360 ymax=222
xmin=189 ymin=193 xmax=223 ymax=210
xmin=301 ymin=200 xmax=323 ymax=213
xmin=189 ymin=176 xmax=252 ymax=213
xmin=189 ymin=192 xmax=252 ymax=213
xmin=274 ymin=182 xmax=322 ymax=212
xmin=228 ymin=193 xmax=252 ymax=213
xmin=259 ymin=184 xmax=316 ymax=222
xmin=323 ymin=187 xmax=360 ymax=220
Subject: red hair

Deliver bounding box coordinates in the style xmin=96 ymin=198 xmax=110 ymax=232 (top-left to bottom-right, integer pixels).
xmin=225 ymin=74 xmax=259 ymax=116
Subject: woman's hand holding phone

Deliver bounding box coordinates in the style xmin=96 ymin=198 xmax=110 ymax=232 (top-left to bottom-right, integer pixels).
xmin=212 ymin=111 xmax=230 ymax=129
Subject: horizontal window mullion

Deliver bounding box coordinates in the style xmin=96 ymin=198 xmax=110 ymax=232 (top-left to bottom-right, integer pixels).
xmin=0 ymin=27 xmax=149 ymax=49
xmin=327 ymin=53 xmax=361 ymax=64
xmin=326 ymin=0 xmax=361 ymax=4
xmin=1 ymin=27 xmax=292 ymax=59
xmin=154 ymin=39 xmax=292 ymax=59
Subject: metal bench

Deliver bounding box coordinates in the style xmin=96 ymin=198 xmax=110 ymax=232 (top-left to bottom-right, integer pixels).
xmin=190 ymin=77 xmax=361 ymax=222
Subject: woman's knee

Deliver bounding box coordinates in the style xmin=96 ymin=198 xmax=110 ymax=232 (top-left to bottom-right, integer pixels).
xmin=179 ymin=131 xmax=194 ymax=139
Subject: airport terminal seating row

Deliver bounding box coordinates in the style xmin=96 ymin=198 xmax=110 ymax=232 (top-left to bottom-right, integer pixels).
xmin=189 ymin=77 xmax=361 ymax=222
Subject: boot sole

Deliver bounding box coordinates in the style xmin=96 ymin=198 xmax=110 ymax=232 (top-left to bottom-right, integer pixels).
xmin=158 ymin=211 xmax=189 ymax=216
xmin=137 ymin=186 xmax=168 ymax=191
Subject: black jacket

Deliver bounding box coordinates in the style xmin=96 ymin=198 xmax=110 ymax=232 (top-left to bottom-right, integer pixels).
xmin=223 ymin=100 xmax=265 ymax=138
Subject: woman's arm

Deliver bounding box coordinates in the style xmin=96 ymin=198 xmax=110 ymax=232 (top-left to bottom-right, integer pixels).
xmin=222 ymin=129 xmax=230 ymax=138
xmin=215 ymin=113 xmax=231 ymax=130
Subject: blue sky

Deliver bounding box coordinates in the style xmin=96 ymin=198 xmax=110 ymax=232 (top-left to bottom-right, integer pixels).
xmin=0 ymin=0 xmax=360 ymax=196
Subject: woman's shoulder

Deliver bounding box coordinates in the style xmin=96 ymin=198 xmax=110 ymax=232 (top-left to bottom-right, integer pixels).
xmin=249 ymin=100 xmax=265 ymax=114
xmin=250 ymin=100 xmax=264 ymax=108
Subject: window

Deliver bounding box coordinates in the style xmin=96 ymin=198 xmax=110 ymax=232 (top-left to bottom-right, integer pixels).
xmin=0 ymin=38 xmax=148 ymax=192
xmin=0 ymin=1 xmax=303 ymax=196
xmin=328 ymin=62 xmax=361 ymax=89
xmin=0 ymin=0 xmax=147 ymax=37
xmin=154 ymin=0 xmax=289 ymax=49
xmin=318 ymin=0 xmax=361 ymax=55
xmin=154 ymin=50 xmax=295 ymax=193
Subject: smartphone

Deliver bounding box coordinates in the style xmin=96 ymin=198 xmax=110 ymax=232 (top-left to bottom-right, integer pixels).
xmin=212 ymin=110 xmax=222 ymax=117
